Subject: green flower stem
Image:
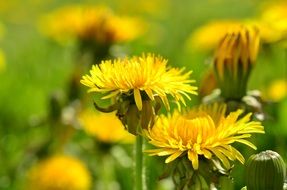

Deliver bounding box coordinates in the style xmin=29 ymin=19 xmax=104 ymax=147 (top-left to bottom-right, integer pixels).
xmin=135 ymin=135 xmax=143 ymax=190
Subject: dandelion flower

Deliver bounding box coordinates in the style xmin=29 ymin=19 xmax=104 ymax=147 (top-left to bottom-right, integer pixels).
xmin=81 ymin=53 xmax=198 ymax=111
xmin=27 ymin=155 xmax=91 ymax=190
xmin=78 ymin=109 xmax=134 ymax=143
xmin=145 ymin=103 xmax=264 ymax=170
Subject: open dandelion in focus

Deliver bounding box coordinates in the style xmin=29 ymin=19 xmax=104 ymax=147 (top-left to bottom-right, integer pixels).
xmin=145 ymin=103 xmax=264 ymax=169
xmin=78 ymin=109 xmax=134 ymax=143
xmin=145 ymin=103 xmax=264 ymax=188
xmin=26 ymin=155 xmax=91 ymax=190
xmin=81 ymin=53 xmax=197 ymax=135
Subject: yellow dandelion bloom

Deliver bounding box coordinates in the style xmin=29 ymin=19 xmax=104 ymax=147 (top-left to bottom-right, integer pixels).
xmin=145 ymin=103 xmax=264 ymax=170
xmin=81 ymin=54 xmax=198 ymax=111
xmin=27 ymin=155 xmax=91 ymax=190
xmin=39 ymin=5 xmax=144 ymax=45
xmin=78 ymin=109 xmax=134 ymax=143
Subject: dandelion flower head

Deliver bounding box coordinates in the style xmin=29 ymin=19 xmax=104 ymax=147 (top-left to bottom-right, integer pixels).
xmin=81 ymin=53 xmax=198 ymax=111
xmin=145 ymin=103 xmax=264 ymax=170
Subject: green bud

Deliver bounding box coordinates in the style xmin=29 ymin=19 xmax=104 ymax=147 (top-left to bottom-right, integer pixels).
xmin=245 ymin=150 xmax=286 ymax=190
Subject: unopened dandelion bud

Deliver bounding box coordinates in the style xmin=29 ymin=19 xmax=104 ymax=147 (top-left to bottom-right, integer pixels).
xmin=246 ymin=150 xmax=286 ymax=190
xmin=214 ymin=25 xmax=260 ymax=100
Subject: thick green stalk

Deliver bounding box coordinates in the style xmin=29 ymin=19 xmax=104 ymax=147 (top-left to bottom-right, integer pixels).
xmin=135 ymin=135 xmax=143 ymax=190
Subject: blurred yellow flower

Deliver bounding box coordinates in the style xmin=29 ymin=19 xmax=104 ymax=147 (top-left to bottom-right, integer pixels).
xmin=187 ymin=20 xmax=242 ymax=51
xmin=266 ymin=79 xmax=287 ymax=102
xmin=27 ymin=155 xmax=91 ymax=190
xmin=261 ymin=1 xmax=287 ymax=42
xmin=0 ymin=21 xmax=4 ymax=40
xmin=78 ymin=109 xmax=134 ymax=143
xmin=114 ymin=0 xmax=170 ymax=18
xmin=187 ymin=20 xmax=277 ymax=51
xmin=0 ymin=49 xmax=5 ymax=71
xmin=0 ymin=22 xmax=5 ymax=71
xmin=145 ymin=103 xmax=264 ymax=170
xmin=214 ymin=25 xmax=260 ymax=99
xmin=81 ymin=53 xmax=198 ymax=111
xmin=39 ymin=5 xmax=145 ymax=45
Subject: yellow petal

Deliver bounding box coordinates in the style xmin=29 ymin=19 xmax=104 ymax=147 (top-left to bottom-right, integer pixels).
xmin=165 ymin=151 xmax=183 ymax=163
xmin=188 ymin=150 xmax=199 ymax=170
xmin=145 ymin=89 xmax=154 ymax=100
xmin=210 ymin=148 xmax=230 ymax=169
xmin=235 ymin=139 xmax=257 ymax=150
xmin=134 ymin=89 xmax=142 ymax=110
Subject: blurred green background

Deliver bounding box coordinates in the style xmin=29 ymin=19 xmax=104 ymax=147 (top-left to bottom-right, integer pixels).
xmin=0 ymin=0 xmax=286 ymax=189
